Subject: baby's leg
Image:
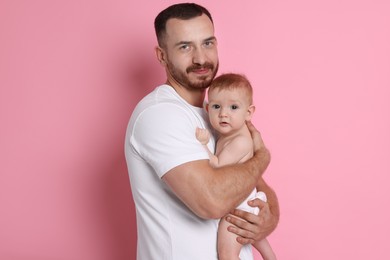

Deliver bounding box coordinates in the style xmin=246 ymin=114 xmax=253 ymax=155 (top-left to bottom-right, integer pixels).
xmin=252 ymin=191 xmax=277 ymax=260
xmin=217 ymin=215 xmax=242 ymax=260
xmin=253 ymin=239 xmax=277 ymax=260
xmin=217 ymin=189 xmax=258 ymax=259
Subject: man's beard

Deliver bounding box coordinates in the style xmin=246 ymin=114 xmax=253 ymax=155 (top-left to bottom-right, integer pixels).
xmin=167 ymin=61 xmax=219 ymax=90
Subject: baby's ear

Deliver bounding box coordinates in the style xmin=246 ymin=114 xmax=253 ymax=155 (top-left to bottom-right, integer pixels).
xmin=205 ymin=103 xmax=210 ymax=113
xmin=246 ymin=105 xmax=255 ymax=120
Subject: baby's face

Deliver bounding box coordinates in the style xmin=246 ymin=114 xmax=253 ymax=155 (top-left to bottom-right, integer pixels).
xmin=207 ymin=88 xmax=253 ymax=135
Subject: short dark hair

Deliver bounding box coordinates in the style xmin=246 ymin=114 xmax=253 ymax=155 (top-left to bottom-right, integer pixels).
xmin=154 ymin=3 xmax=213 ymax=47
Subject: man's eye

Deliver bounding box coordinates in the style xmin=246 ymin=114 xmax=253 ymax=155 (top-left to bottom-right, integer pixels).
xmin=204 ymin=41 xmax=214 ymax=47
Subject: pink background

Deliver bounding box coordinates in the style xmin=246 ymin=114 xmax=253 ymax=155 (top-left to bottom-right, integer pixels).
xmin=1 ymin=0 xmax=389 ymax=259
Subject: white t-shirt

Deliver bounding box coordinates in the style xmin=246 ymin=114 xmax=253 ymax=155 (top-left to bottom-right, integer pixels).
xmin=125 ymin=85 xmax=254 ymax=260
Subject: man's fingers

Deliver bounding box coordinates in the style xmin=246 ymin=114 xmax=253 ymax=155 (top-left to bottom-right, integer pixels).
xmin=245 ymin=120 xmax=257 ymax=135
xmin=245 ymin=120 xmax=264 ymax=152
xmin=248 ymin=197 xmax=267 ymax=210
xmin=226 ymin=198 xmax=274 ymax=242
xmin=225 ymin=215 xmax=257 ymax=245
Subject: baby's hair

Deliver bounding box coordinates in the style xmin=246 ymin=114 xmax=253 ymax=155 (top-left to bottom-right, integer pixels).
xmin=208 ymin=73 xmax=253 ymax=104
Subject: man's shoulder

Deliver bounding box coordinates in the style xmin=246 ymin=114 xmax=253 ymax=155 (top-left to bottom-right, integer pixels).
xmin=135 ymin=85 xmax=186 ymax=112
xmin=131 ymin=86 xmax=180 ymax=116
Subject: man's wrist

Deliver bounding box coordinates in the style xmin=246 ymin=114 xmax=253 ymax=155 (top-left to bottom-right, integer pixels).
xmin=251 ymin=146 xmax=271 ymax=177
xmin=254 ymin=146 xmax=270 ymax=162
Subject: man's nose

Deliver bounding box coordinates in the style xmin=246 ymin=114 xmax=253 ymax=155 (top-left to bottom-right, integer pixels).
xmin=192 ymin=47 xmax=206 ymax=65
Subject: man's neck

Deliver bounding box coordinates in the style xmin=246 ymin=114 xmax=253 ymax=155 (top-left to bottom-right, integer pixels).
xmin=166 ymin=80 xmax=206 ymax=108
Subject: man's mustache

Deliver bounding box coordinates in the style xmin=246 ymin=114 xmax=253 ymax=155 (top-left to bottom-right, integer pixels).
xmin=186 ymin=63 xmax=214 ymax=73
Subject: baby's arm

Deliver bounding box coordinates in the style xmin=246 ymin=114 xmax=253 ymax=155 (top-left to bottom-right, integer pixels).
xmin=196 ymin=128 xmax=252 ymax=167
xmin=195 ymin=127 xmax=219 ymax=167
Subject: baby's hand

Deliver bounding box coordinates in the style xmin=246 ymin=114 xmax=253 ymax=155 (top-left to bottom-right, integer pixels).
xmin=195 ymin=127 xmax=210 ymax=145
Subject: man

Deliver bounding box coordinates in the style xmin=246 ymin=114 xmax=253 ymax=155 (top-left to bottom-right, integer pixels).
xmin=125 ymin=3 xmax=279 ymax=260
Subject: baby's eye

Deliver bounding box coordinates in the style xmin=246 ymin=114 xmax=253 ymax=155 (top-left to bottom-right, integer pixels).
xmin=231 ymin=105 xmax=239 ymax=110
xmin=211 ymin=104 xmax=220 ymax=109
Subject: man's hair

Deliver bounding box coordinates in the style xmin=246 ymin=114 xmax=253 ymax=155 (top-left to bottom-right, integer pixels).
xmin=154 ymin=3 xmax=213 ymax=47
xmin=209 ymin=73 xmax=254 ymax=104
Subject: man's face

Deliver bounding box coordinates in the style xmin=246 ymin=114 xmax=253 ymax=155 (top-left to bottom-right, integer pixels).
xmin=160 ymin=14 xmax=219 ymax=90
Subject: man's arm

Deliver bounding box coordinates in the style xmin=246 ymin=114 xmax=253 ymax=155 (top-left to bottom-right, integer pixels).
xmin=163 ymin=121 xmax=270 ymax=219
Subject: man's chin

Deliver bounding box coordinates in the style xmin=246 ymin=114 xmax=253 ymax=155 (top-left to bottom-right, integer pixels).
xmin=191 ymin=75 xmax=213 ymax=88
xmin=191 ymin=80 xmax=212 ymax=89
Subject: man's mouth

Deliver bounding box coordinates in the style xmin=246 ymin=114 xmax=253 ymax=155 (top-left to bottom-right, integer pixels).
xmin=191 ymin=68 xmax=209 ymax=74
xmin=187 ymin=63 xmax=214 ymax=74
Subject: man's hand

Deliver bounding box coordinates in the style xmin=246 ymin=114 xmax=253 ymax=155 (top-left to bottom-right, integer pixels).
xmin=246 ymin=120 xmax=266 ymax=153
xmin=246 ymin=120 xmax=271 ymax=177
xmin=225 ymin=198 xmax=278 ymax=244
xmin=226 ymin=176 xmax=280 ymax=245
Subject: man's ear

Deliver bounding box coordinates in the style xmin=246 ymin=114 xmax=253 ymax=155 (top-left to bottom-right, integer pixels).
xmin=155 ymin=46 xmax=167 ymax=66
xmin=246 ymin=105 xmax=255 ymax=120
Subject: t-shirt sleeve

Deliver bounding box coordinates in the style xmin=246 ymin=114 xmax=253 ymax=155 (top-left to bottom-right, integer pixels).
xmin=130 ymin=103 xmax=210 ymax=178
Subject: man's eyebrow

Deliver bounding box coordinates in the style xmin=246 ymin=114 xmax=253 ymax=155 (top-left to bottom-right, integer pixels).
xmin=204 ymin=36 xmax=217 ymax=42
xmin=174 ymin=37 xmax=217 ymax=47
xmin=175 ymin=41 xmax=192 ymax=47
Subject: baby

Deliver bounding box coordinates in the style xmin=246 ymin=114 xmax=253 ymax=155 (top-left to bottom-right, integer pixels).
xmin=196 ymin=73 xmax=276 ymax=260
